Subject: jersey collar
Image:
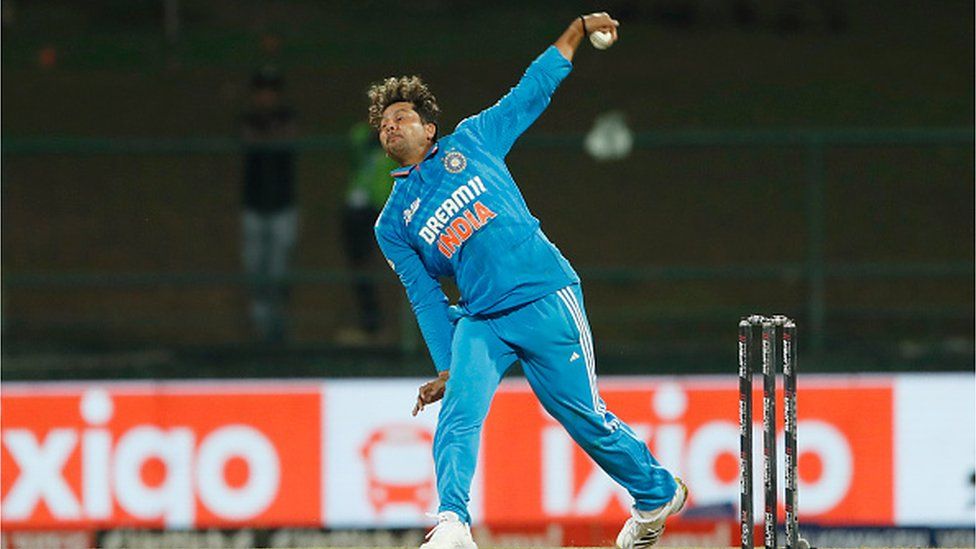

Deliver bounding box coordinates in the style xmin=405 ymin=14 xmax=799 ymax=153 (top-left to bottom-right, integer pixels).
xmin=390 ymin=143 xmax=439 ymax=178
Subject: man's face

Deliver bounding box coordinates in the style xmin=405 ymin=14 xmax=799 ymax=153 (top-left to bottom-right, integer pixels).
xmin=379 ymin=101 xmax=436 ymax=165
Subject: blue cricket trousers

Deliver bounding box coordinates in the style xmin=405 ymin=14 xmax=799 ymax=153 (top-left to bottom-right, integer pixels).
xmin=433 ymin=284 xmax=677 ymax=523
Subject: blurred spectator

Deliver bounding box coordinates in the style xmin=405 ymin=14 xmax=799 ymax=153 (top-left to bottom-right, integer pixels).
xmin=335 ymin=122 xmax=396 ymax=345
xmin=240 ymin=66 xmax=298 ymax=343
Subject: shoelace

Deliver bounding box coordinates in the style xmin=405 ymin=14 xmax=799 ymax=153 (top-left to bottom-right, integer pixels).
xmin=622 ymin=518 xmax=664 ymax=549
xmin=629 ymin=479 xmax=687 ymax=549
xmin=424 ymin=512 xmax=452 ymax=541
xmin=625 ymin=505 xmax=668 ymax=549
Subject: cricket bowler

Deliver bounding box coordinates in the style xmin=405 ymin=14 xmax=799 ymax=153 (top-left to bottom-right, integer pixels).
xmin=369 ymin=12 xmax=687 ymax=549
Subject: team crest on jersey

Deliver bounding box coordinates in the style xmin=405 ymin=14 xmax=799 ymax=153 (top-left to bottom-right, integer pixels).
xmin=443 ymin=150 xmax=467 ymax=174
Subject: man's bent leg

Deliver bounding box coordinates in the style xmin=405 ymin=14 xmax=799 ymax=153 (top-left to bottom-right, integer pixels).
xmin=500 ymin=285 xmax=677 ymax=511
xmin=434 ymin=316 xmax=515 ymax=523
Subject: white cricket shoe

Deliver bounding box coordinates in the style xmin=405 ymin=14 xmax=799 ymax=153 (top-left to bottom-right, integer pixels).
xmin=419 ymin=511 xmax=478 ymax=549
xmin=615 ymin=477 xmax=689 ymax=549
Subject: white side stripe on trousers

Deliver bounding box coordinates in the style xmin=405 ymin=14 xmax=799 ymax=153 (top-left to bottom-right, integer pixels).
xmin=556 ymin=287 xmax=604 ymax=419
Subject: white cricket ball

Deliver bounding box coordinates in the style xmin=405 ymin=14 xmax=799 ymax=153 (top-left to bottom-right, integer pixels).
xmin=589 ymin=30 xmax=614 ymax=50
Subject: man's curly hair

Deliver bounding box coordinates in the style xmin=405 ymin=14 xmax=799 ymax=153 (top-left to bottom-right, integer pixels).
xmin=367 ymin=75 xmax=440 ymax=130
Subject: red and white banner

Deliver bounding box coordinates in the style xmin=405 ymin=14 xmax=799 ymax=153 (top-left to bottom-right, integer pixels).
xmin=1 ymin=382 xmax=321 ymax=529
xmin=481 ymin=377 xmax=895 ymax=525
xmin=2 ymin=374 xmax=973 ymax=533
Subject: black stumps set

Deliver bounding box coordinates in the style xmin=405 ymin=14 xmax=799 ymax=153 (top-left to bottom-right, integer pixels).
xmin=738 ymin=315 xmax=809 ymax=549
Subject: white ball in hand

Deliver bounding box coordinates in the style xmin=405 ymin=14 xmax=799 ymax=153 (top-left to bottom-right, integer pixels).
xmin=589 ymin=30 xmax=614 ymax=50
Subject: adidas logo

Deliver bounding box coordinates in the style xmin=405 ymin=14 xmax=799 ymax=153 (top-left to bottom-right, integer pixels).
xmin=570 ymin=352 xmax=581 ymax=362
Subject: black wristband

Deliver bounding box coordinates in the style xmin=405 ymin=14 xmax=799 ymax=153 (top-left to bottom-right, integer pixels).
xmin=579 ymin=15 xmax=588 ymax=36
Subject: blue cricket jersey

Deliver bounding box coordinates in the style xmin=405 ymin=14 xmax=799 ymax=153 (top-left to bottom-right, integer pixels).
xmin=374 ymin=46 xmax=580 ymax=372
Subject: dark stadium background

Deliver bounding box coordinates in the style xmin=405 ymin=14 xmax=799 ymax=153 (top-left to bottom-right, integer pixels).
xmin=2 ymin=0 xmax=973 ymax=380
